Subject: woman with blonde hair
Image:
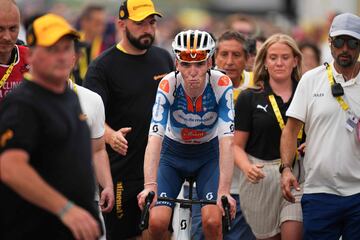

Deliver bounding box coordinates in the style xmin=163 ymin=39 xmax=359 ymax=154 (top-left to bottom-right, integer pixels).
xmin=234 ymin=33 xmax=303 ymax=240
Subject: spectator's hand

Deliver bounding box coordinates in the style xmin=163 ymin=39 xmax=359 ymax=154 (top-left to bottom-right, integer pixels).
xmin=61 ymin=204 xmax=101 ymax=240
xmin=244 ymin=163 xmax=265 ymax=183
xmin=109 ymin=127 xmax=131 ymax=156
xmin=137 ymin=186 xmax=157 ymax=211
xmin=298 ymin=142 xmax=306 ymax=156
xmin=281 ymin=168 xmax=301 ymax=203
xmin=217 ymin=193 xmax=237 ymax=220
xmin=99 ymin=186 xmax=114 ymax=213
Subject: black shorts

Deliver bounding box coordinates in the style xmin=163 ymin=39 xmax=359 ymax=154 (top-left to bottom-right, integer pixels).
xmin=104 ymin=178 xmax=143 ymax=239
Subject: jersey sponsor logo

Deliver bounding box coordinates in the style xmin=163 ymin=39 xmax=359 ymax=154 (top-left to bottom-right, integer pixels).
xmin=152 ymin=124 xmax=159 ymax=133
xmin=230 ymin=124 xmax=234 ymax=132
xmin=180 ymin=220 xmax=188 ymax=230
xmin=160 ymin=192 xmax=167 ymax=197
xmin=181 ymin=128 xmax=207 ymax=140
xmin=116 ymin=182 xmax=124 ymax=219
xmin=153 ymin=94 xmax=166 ymax=122
xmin=153 ymin=73 xmax=168 ymax=81
xmin=313 ymin=93 xmax=324 ymax=97
xmin=218 ymin=76 xmax=230 ymax=86
xmin=206 ymin=192 xmax=214 ymax=200
xmin=0 ymin=129 xmax=13 ymax=147
xmin=159 ymin=79 xmax=170 ymax=93
xmin=256 ymin=104 xmax=268 ymax=112
xmin=173 ymin=110 xmax=217 ymax=127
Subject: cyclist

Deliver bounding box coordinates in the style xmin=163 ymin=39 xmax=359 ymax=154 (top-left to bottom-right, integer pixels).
xmin=137 ymin=30 xmax=236 ymax=240
xmin=189 ymin=30 xmax=256 ymax=240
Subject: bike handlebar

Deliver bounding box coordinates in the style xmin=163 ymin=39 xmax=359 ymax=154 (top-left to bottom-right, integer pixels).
xmin=139 ymin=191 xmax=155 ymax=230
xmin=138 ymin=191 xmax=232 ymax=234
xmin=158 ymin=196 xmax=216 ymax=205
xmin=221 ymin=195 xmax=231 ymax=233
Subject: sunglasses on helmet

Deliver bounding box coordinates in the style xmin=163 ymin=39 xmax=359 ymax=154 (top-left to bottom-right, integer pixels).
xmin=176 ymin=50 xmax=208 ymax=62
xmin=331 ymin=37 xmax=359 ymax=49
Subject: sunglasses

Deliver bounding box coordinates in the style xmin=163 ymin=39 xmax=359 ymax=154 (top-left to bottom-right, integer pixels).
xmin=176 ymin=50 xmax=208 ymax=62
xmin=332 ymin=38 xmax=359 ymax=49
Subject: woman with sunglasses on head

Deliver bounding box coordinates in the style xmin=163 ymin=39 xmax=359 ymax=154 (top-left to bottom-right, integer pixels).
xmin=234 ymin=33 xmax=303 ymax=240
xmin=137 ymin=30 xmax=236 ymax=240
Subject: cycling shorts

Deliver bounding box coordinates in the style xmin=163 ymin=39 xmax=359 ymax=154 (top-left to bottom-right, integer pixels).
xmin=156 ymin=136 xmax=219 ymax=208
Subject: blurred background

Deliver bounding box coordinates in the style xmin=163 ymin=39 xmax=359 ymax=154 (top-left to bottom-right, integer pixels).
xmin=16 ymin=0 xmax=360 ymax=67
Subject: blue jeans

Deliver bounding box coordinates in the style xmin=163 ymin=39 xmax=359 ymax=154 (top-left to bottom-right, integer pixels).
xmin=302 ymin=192 xmax=360 ymax=240
xmin=183 ymin=186 xmax=255 ymax=240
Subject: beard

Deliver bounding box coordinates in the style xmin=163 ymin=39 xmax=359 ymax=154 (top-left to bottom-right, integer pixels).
xmin=334 ymin=51 xmax=355 ymax=68
xmin=125 ymin=27 xmax=154 ymax=50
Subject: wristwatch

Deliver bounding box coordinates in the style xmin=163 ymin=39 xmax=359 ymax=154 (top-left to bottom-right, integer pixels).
xmin=279 ymin=163 xmax=293 ymax=174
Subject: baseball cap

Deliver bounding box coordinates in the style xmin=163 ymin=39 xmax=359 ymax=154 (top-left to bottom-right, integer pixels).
xmin=119 ymin=0 xmax=162 ymax=22
xmin=329 ymin=13 xmax=360 ymax=40
xmin=26 ymin=13 xmax=80 ymax=47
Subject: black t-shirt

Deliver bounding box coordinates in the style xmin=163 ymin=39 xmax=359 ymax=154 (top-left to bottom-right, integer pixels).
xmin=84 ymin=45 xmax=174 ymax=182
xmin=0 ymin=80 xmax=100 ymax=239
xmin=235 ymin=81 xmax=298 ymax=160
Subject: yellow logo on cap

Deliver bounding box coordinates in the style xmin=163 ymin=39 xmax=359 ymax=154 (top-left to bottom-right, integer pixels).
xmin=133 ymin=4 xmax=151 ymax=11
xmin=119 ymin=10 xmax=125 ymax=18
xmin=0 ymin=129 xmax=14 ymax=147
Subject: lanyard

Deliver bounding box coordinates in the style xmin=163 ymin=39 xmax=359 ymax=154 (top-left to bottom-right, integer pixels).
xmin=268 ymin=94 xmax=303 ymax=141
xmin=68 ymin=79 xmax=78 ymax=95
xmin=325 ymin=63 xmax=349 ymax=111
xmin=0 ymin=52 xmax=17 ymax=89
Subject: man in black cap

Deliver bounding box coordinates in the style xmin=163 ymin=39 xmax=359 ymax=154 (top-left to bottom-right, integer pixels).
xmin=84 ymin=0 xmax=173 ymax=239
xmin=0 ymin=13 xmax=101 ymax=240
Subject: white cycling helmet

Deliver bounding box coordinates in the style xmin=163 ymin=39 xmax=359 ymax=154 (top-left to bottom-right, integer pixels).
xmin=172 ymin=30 xmax=215 ymax=62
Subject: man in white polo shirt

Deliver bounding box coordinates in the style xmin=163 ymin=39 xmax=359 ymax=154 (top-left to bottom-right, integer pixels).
xmin=280 ymin=13 xmax=360 ymax=240
xmin=68 ymin=79 xmax=114 ymax=240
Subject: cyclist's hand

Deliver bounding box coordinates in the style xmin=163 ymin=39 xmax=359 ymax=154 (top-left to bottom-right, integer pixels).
xmin=61 ymin=204 xmax=101 ymax=240
xmin=109 ymin=127 xmax=131 ymax=156
xmin=281 ymin=168 xmax=300 ymax=203
xmin=245 ymin=163 xmax=265 ymax=183
xmin=217 ymin=193 xmax=236 ymax=220
xmin=99 ymin=186 xmax=114 ymax=213
xmin=137 ymin=188 xmax=157 ymax=211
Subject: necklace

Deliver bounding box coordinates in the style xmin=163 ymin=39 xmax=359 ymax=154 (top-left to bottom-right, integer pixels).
xmin=0 ymin=52 xmax=17 ymax=89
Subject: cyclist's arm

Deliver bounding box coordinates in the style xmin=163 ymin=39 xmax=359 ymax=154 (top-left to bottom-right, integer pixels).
xmin=214 ymin=75 xmax=234 ymax=195
xmin=218 ymin=136 xmax=234 ymax=195
xmin=144 ymin=135 xmax=163 ymax=192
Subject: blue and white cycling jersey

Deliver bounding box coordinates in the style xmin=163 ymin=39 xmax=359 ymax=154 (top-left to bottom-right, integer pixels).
xmin=149 ymin=70 xmax=234 ymax=144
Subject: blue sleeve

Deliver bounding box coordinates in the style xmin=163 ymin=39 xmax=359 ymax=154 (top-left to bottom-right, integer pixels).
xmin=217 ymin=86 xmax=235 ymax=137
xmin=149 ymin=78 xmax=174 ymax=137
